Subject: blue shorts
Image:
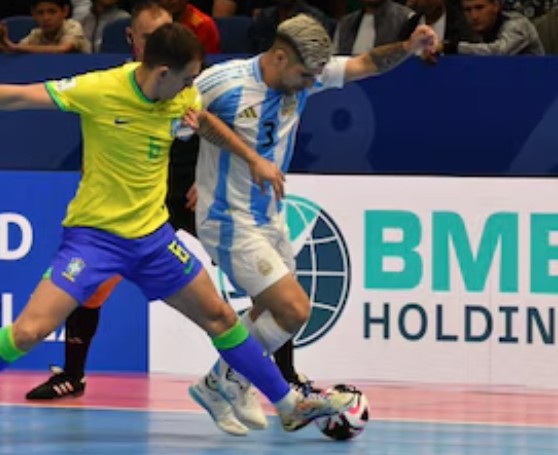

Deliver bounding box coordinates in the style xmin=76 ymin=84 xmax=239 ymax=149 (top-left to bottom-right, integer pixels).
xmin=48 ymin=223 xmax=202 ymax=303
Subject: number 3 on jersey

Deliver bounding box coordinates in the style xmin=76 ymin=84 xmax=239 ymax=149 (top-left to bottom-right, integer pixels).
xmin=262 ymin=121 xmax=276 ymax=148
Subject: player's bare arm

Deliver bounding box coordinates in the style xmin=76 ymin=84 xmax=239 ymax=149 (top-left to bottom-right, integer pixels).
xmin=0 ymin=84 xmax=56 ymax=110
xmin=345 ymin=25 xmax=439 ymax=82
xmin=189 ymin=109 xmax=286 ymax=199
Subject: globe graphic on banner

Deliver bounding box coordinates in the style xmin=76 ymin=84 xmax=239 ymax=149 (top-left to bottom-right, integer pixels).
xmin=217 ymin=195 xmax=351 ymax=348
xmin=287 ymin=195 xmax=351 ymax=347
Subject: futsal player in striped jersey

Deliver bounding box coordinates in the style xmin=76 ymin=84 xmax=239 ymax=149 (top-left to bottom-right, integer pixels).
xmin=189 ymin=13 xmax=439 ymax=434
xmin=0 ymin=22 xmax=353 ymax=434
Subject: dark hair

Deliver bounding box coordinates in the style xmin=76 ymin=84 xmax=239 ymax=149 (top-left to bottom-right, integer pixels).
xmin=131 ymin=0 xmax=164 ymax=21
xmin=143 ymin=22 xmax=204 ymax=70
xmin=31 ymin=0 xmax=70 ymax=8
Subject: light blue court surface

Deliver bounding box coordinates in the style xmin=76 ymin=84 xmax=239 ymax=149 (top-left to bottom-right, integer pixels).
xmin=1 ymin=406 xmax=558 ymax=455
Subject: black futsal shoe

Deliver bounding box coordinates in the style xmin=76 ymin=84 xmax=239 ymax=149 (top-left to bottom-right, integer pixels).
xmin=25 ymin=366 xmax=86 ymax=400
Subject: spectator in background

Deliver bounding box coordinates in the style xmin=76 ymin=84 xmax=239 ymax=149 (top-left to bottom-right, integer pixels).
xmin=501 ymin=0 xmax=558 ymax=19
xmin=126 ymin=0 xmax=170 ymax=58
xmin=439 ymin=0 xmax=544 ymax=54
xmin=0 ymin=0 xmax=91 ymax=53
xmin=400 ymin=0 xmax=476 ymax=44
xmin=532 ymin=5 xmax=558 ymax=54
xmin=252 ymin=0 xmax=334 ymax=52
xmin=159 ymin=0 xmax=220 ymax=53
xmin=71 ymin=0 xmax=92 ymax=20
xmin=81 ymin=0 xmax=130 ymax=52
xmin=334 ymin=0 xmax=411 ymax=54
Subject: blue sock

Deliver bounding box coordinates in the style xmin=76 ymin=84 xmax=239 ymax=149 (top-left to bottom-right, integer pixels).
xmin=0 ymin=358 xmax=7 ymax=372
xmin=213 ymin=322 xmax=290 ymax=403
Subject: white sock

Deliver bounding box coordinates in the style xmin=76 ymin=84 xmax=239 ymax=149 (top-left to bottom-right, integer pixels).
xmin=249 ymin=310 xmax=292 ymax=355
xmin=239 ymin=310 xmax=256 ymax=335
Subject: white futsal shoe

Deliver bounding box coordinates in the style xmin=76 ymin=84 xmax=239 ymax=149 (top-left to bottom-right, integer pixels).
xmin=218 ymin=366 xmax=269 ymax=430
xmin=189 ymin=376 xmax=249 ymax=436
xmin=278 ymin=389 xmax=354 ymax=432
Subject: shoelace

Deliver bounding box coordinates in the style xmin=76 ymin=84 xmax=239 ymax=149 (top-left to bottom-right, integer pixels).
xmin=225 ymin=367 xmax=249 ymax=392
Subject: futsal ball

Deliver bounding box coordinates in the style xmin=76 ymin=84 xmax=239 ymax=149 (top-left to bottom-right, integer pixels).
xmin=314 ymin=384 xmax=369 ymax=441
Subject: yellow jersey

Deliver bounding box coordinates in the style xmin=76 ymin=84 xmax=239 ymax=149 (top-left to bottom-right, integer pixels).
xmin=45 ymin=62 xmax=202 ymax=238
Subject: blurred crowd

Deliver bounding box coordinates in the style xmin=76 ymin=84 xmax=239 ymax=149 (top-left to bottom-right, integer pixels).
xmin=0 ymin=0 xmax=553 ymax=57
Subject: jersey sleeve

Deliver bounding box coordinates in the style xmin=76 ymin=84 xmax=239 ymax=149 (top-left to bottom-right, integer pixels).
xmin=202 ymin=83 xmax=243 ymax=127
xmin=192 ymin=88 xmax=203 ymax=111
xmin=309 ymin=56 xmax=350 ymax=96
xmin=172 ymin=86 xmax=204 ymax=141
xmin=195 ymin=64 xmax=244 ymax=124
xmin=195 ymin=64 xmax=225 ymax=108
xmin=44 ymin=71 xmax=103 ymax=116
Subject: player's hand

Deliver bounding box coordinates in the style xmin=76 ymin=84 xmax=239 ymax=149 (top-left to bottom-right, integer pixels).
xmin=250 ymin=157 xmax=285 ymax=200
xmin=408 ymin=25 xmax=439 ymax=55
xmin=185 ymin=183 xmax=197 ymax=211
xmin=0 ymin=23 xmax=16 ymax=52
xmin=420 ymin=40 xmax=443 ymax=65
xmin=182 ymin=108 xmax=201 ymax=131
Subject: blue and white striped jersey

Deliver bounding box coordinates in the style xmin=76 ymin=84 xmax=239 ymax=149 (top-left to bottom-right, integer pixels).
xmin=195 ymin=55 xmax=348 ymax=227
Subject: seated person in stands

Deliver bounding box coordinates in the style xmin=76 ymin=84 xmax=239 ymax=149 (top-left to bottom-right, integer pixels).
xmin=438 ymin=0 xmax=544 ymax=54
xmin=0 ymin=0 xmax=91 ymax=53
xmin=399 ymin=0 xmax=476 ymax=46
xmin=159 ymin=0 xmax=220 ymax=53
xmin=71 ymin=0 xmax=92 ymax=21
xmin=81 ymin=0 xmax=130 ymax=52
xmin=333 ymin=0 xmax=411 ymax=54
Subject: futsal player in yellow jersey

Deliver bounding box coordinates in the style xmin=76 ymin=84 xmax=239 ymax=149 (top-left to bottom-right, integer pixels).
xmin=0 ymin=22 xmax=353 ymax=434
xmin=26 ymin=1 xmax=318 ymax=410
xmin=51 ymin=61 xmax=200 ymax=237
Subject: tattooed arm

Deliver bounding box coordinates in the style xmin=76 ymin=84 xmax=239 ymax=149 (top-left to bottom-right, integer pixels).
xmin=190 ymin=109 xmax=285 ymax=199
xmin=345 ymin=24 xmax=439 ymax=83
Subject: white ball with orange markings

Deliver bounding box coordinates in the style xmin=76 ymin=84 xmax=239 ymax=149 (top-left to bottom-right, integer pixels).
xmin=314 ymin=384 xmax=370 ymax=441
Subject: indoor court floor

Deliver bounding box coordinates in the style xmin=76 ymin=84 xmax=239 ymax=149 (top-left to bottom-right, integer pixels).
xmin=1 ymin=372 xmax=557 ymax=455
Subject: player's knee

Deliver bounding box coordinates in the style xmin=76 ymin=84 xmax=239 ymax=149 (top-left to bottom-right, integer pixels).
xmin=281 ymin=299 xmax=310 ymax=332
xmin=203 ymin=298 xmax=237 ymax=336
xmin=292 ymin=300 xmax=311 ymax=326
xmin=12 ymin=322 xmax=50 ymax=351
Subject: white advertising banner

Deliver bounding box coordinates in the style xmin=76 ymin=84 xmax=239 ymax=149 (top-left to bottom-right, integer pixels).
xmin=150 ymin=175 xmax=558 ymax=389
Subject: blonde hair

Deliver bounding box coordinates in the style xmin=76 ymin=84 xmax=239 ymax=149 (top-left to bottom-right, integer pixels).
xmin=276 ymin=14 xmax=332 ymax=69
